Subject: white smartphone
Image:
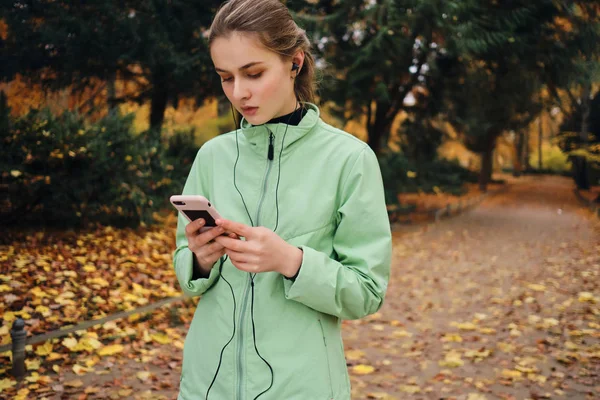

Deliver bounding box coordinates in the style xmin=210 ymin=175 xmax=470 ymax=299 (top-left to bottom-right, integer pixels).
xmin=170 ymin=195 xmax=223 ymax=232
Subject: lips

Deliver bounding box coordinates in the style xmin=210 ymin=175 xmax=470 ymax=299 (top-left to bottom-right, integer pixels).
xmin=242 ymin=107 xmax=258 ymax=115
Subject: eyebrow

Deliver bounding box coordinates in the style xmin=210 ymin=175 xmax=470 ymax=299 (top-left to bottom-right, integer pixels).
xmin=215 ymin=61 xmax=264 ymax=73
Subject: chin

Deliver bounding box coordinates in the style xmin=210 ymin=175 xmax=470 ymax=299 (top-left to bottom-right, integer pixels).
xmin=244 ymin=114 xmax=269 ymax=125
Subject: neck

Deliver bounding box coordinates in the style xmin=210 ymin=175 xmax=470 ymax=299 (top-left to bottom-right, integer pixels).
xmin=273 ymin=96 xmax=299 ymax=119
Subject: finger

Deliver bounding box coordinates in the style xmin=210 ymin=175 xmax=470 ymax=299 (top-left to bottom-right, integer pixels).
xmin=229 ymin=259 xmax=259 ymax=273
xmin=185 ymin=218 xmax=205 ymax=236
xmin=215 ymin=219 xmax=252 ymax=238
xmin=200 ymin=240 xmax=226 ymax=256
xmin=205 ymin=248 xmax=226 ymax=263
xmin=197 ymin=226 xmax=226 ymax=245
xmin=225 ymin=248 xmax=255 ymax=264
xmin=215 ymin=235 xmax=250 ymax=252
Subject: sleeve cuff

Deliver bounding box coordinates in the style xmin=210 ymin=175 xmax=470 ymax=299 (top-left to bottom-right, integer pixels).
xmin=174 ymin=248 xmax=221 ymax=297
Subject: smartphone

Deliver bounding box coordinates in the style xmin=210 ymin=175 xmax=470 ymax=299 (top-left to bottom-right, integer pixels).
xmin=170 ymin=195 xmax=223 ymax=232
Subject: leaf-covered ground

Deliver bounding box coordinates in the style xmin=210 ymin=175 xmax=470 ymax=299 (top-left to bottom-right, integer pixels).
xmin=1 ymin=174 xmax=599 ymax=399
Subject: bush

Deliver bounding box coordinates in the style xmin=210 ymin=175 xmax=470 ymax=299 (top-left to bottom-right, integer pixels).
xmin=0 ymin=108 xmax=190 ymax=227
xmin=379 ymin=152 xmax=478 ymax=205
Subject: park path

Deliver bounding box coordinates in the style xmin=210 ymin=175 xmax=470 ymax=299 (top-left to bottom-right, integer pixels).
xmin=53 ymin=175 xmax=599 ymax=400
xmin=345 ymin=174 xmax=599 ymax=400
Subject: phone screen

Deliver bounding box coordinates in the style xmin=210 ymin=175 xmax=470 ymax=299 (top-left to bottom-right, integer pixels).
xmin=182 ymin=210 xmax=216 ymax=226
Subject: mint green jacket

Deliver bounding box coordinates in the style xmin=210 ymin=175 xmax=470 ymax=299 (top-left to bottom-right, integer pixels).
xmin=173 ymin=104 xmax=391 ymax=400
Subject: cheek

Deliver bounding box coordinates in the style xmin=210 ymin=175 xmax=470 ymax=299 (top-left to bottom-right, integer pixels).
xmin=256 ymin=73 xmax=286 ymax=100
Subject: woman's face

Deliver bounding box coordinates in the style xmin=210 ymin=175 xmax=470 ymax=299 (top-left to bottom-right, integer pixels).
xmin=210 ymin=32 xmax=300 ymax=125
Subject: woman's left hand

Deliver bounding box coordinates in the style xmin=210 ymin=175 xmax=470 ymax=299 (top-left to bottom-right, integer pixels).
xmin=213 ymin=219 xmax=302 ymax=278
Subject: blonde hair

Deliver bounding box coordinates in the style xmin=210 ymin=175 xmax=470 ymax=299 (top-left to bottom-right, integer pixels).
xmin=208 ymin=0 xmax=317 ymax=103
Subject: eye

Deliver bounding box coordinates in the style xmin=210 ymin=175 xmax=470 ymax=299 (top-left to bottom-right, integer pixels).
xmin=247 ymin=72 xmax=263 ymax=79
xmin=221 ymin=76 xmax=233 ymax=83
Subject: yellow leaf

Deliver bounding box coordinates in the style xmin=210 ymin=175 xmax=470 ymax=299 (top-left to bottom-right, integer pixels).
xmin=578 ymin=292 xmax=597 ymax=303
xmin=10 ymin=170 xmax=22 ymax=177
xmin=72 ymin=364 xmax=92 ymax=376
xmin=450 ymin=321 xmax=477 ymax=331
xmin=137 ymin=371 xmax=152 ymax=381
xmin=501 ymin=369 xmax=523 ymax=380
xmin=392 ymin=329 xmax=413 ymax=338
xmin=62 ymin=337 xmax=78 ymax=350
xmin=0 ymin=378 xmax=17 ymax=391
xmin=52 ymin=365 xmax=60 ymax=373
xmin=441 ymin=333 xmax=463 ymax=342
xmin=399 ymin=384 xmax=421 ymax=393
xmin=527 ymin=284 xmax=546 ymax=292
xmin=151 ymin=333 xmax=172 ymax=345
xmin=97 ymin=344 xmax=124 ymax=356
xmin=464 ymin=349 xmax=491 ymax=360
xmin=15 ymin=388 xmax=29 ymax=400
xmin=46 ymin=352 xmax=63 ymax=361
xmin=478 ymin=328 xmax=496 ymax=335
xmin=406 ymin=171 xmax=417 ymax=178
xmin=0 ymin=284 xmax=11 ymax=293
xmin=439 ymin=351 xmax=464 ymax=368
xmin=3 ymin=311 xmax=15 ymax=322
xmin=64 ymin=379 xmax=83 ymax=388
xmin=92 ymin=296 xmax=106 ymax=304
xmin=35 ymin=305 xmax=51 ymax=317
xmin=119 ymin=389 xmax=134 ymax=397
xmin=24 ymin=372 xmax=40 ymax=383
xmin=35 ymin=342 xmax=53 ymax=356
xmin=25 ymin=358 xmax=41 ymax=370
xmin=467 ymin=394 xmax=488 ymax=400
xmin=351 ymin=364 xmax=375 ymax=375
xmin=346 ymin=350 xmax=366 ymax=361
xmin=83 ymin=264 xmax=96 ymax=272
xmin=565 ymin=341 xmax=579 ymax=350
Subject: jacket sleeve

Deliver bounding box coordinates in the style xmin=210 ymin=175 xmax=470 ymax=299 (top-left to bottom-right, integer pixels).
xmin=172 ymin=146 xmax=221 ymax=297
xmin=282 ymin=146 xmax=392 ymax=320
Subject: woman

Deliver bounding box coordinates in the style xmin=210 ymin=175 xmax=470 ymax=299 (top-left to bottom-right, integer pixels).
xmin=173 ymin=0 xmax=392 ymax=398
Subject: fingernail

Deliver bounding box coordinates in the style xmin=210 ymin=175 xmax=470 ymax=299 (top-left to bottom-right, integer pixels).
xmin=198 ymin=218 xmax=205 ymax=225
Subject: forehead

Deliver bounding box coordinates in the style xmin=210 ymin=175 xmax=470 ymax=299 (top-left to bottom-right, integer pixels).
xmin=210 ymin=32 xmax=280 ymax=71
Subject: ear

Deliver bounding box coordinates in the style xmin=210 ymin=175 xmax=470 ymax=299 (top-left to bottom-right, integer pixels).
xmin=291 ymin=50 xmax=305 ymax=75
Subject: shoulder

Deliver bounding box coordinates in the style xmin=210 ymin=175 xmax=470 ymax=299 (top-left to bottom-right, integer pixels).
xmin=193 ymin=130 xmax=237 ymax=161
xmin=313 ymin=119 xmax=375 ymax=162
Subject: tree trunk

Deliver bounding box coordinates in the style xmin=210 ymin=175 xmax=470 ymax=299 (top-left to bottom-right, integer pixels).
xmin=149 ymin=67 xmax=169 ymax=138
xmin=513 ymin=130 xmax=524 ymax=177
xmin=538 ymin=114 xmax=543 ymax=170
xmin=107 ymin=70 xmax=117 ymax=117
xmin=523 ymin=129 xmax=531 ymax=171
xmin=479 ymin=134 xmax=496 ymax=192
xmin=580 ymin=83 xmax=591 ymax=142
xmin=367 ymin=100 xmax=392 ymax=155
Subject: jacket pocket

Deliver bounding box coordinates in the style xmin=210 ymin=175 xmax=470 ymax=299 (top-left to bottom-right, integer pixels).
xmin=318 ymin=319 xmax=335 ymax=400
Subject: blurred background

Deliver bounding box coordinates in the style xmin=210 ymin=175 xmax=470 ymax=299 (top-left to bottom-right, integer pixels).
xmin=1 ymin=0 xmax=598 ymax=228
xmin=1 ymin=1 xmax=600 ymax=399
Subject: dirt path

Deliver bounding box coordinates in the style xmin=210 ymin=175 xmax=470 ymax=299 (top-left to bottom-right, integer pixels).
xmin=345 ymin=175 xmax=599 ymax=399
xmin=43 ymin=175 xmax=599 ymax=400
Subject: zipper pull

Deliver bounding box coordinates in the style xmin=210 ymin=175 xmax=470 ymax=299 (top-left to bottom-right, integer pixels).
xmin=268 ymin=132 xmax=274 ymax=160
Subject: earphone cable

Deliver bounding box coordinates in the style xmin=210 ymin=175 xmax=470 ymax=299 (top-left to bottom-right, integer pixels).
xmin=205 ymin=256 xmax=235 ymax=400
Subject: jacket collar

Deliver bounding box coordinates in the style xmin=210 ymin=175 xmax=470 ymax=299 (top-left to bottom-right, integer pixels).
xmin=239 ymin=103 xmax=320 ymax=158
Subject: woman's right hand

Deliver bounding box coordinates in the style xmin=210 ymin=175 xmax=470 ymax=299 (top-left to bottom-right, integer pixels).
xmin=185 ymin=218 xmax=237 ymax=274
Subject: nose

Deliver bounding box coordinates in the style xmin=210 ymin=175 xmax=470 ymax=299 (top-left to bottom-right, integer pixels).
xmin=232 ymin=78 xmax=250 ymax=102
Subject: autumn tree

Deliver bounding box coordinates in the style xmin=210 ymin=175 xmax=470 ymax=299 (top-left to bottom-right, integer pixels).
xmin=0 ymin=0 xmax=221 ymax=136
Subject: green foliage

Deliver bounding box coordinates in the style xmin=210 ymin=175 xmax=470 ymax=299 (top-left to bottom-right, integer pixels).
xmin=530 ymin=144 xmax=572 ymax=173
xmin=379 ymin=152 xmax=478 ymax=205
xmin=0 ymin=1 xmax=222 ymax=125
xmin=0 ymin=109 xmax=191 ymax=228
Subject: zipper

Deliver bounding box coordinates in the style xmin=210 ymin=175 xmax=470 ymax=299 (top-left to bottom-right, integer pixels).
xmin=236 ymin=128 xmax=275 ymax=400
xmin=318 ymin=319 xmax=335 ymax=399
xmin=255 ymin=131 xmax=274 ymax=225
xmin=236 ymin=275 xmax=251 ymax=400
